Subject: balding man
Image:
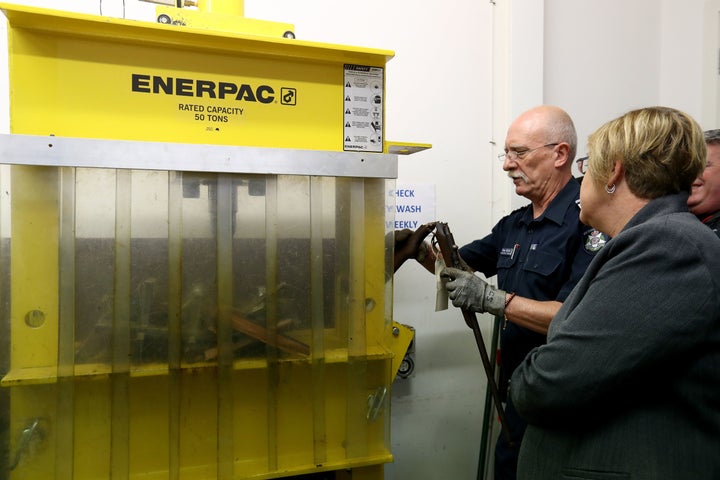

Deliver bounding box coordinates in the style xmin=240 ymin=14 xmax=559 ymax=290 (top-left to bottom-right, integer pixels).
xmin=410 ymin=106 xmax=606 ymax=479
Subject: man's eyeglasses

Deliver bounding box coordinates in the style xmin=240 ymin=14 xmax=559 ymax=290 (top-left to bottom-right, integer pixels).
xmin=576 ymin=156 xmax=589 ymax=175
xmin=498 ymin=143 xmax=559 ymax=162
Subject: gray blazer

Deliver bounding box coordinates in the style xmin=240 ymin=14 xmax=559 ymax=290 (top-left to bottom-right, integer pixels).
xmin=511 ymin=193 xmax=720 ymax=480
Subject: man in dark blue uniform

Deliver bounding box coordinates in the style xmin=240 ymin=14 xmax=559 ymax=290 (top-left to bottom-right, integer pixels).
xmin=399 ymin=105 xmax=605 ymax=479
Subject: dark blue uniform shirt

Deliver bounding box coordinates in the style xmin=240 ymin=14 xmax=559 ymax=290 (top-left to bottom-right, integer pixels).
xmin=459 ymin=178 xmax=603 ymax=375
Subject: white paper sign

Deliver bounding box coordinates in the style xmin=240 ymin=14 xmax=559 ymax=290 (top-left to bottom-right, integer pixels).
xmin=387 ymin=183 xmax=436 ymax=230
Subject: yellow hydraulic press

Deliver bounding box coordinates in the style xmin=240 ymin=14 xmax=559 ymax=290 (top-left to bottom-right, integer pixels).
xmin=0 ymin=2 xmax=427 ymax=478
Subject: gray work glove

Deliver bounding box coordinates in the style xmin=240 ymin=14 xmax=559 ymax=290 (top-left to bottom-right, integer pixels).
xmin=441 ymin=267 xmax=507 ymax=317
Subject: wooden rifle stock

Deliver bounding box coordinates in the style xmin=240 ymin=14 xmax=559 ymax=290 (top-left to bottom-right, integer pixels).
xmin=434 ymin=222 xmax=513 ymax=446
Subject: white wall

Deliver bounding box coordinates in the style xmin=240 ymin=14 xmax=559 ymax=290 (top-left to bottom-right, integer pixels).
xmin=544 ymin=0 xmax=711 ymax=156
xmin=0 ymin=1 xmax=715 ymax=479
xmin=544 ymin=0 xmax=662 ymax=156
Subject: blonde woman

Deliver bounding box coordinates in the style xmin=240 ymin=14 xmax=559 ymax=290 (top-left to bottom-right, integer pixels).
xmin=511 ymin=106 xmax=720 ymax=479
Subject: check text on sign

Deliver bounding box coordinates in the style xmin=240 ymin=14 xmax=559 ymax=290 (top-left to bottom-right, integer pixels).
xmin=386 ymin=184 xmax=436 ymax=230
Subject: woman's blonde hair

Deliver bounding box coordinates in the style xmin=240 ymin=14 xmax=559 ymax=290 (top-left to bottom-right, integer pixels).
xmin=587 ymin=106 xmax=706 ymax=199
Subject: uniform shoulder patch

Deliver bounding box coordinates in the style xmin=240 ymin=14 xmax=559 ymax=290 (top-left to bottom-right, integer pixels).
xmin=584 ymin=229 xmax=608 ymax=253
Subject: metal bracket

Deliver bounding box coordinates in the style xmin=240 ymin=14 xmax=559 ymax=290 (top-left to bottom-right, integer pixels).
xmin=10 ymin=418 xmax=45 ymax=471
xmin=366 ymin=386 xmax=387 ymax=423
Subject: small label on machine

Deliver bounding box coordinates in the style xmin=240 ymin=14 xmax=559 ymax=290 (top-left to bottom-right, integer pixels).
xmin=343 ymin=64 xmax=384 ymax=153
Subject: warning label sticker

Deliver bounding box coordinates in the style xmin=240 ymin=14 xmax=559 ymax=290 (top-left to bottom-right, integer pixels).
xmin=343 ymin=64 xmax=383 ymax=153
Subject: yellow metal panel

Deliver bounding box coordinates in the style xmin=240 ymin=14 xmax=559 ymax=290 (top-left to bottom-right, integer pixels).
xmin=73 ymin=379 xmax=112 ymax=479
xmin=197 ymin=0 xmax=245 ymax=17
xmin=385 ymin=141 xmax=433 ymax=155
xmin=364 ymin=179 xmax=387 ymax=349
xmin=10 ymin=166 xmax=59 ymax=370
xmin=388 ymin=322 xmax=414 ymax=380
xmin=2 ymin=3 xmax=393 ymax=152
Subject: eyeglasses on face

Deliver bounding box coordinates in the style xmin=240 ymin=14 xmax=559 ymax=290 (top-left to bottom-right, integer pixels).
xmin=498 ymin=143 xmax=559 ymax=162
xmin=576 ymin=156 xmax=589 ymax=175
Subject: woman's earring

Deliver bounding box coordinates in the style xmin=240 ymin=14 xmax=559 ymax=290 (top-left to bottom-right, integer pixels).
xmin=605 ymin=184 xmax=616 ymax=194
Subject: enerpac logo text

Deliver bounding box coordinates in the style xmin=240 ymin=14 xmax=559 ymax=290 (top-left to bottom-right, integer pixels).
xmin=132 ymin=74 xmax=295 ymax=104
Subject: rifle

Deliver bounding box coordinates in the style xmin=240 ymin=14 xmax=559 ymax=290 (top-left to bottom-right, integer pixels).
xmin=434 ymin=222 xmax=513 ymax=446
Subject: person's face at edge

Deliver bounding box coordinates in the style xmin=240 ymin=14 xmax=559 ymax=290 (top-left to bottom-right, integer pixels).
xmin=688 ymin=143 xmax=720 ymax=216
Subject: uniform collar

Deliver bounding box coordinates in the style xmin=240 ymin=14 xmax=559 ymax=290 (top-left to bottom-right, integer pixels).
xmin=699 ymin=210 xmax=720 ymax=225
xmin=519 ymin=178 xmax=580 ymax=226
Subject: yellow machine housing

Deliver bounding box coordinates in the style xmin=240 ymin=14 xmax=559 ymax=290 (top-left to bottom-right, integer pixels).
xmin=0 ymin=3 xmax=424 ymax=479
